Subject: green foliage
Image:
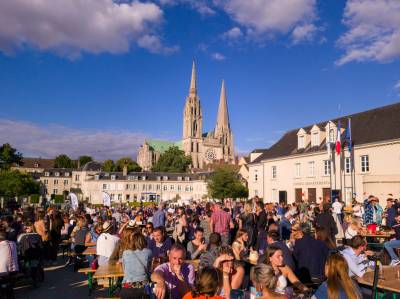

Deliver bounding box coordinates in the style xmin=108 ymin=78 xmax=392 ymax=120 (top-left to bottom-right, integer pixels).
xmin=151 ymin=146 xmax=192 ymax=173
xmin=0 ymin=170 xmax=40 ymax=198
xmin=54 ymin=194 xmax=64 ymax=203
xmin=78 ymin=155 xmax=93 ymax=167
xmin=54 ymin=154 xmax=74 ymax=168
xmin=207 ymin=167 xmax=249 ymax=200
xmin=30 ymin=194 xmax=40 ymax=204
xmin=102 ymin=159 xmax=116 ymax=172
xmin=0 ymin=143 xmax=23 ymax=170
xmin=115 ymin=157 xmax=142 ymax=172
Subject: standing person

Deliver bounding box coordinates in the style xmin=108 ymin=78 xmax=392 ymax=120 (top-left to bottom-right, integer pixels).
xmin=151 ymin=244 xmax=195 ymax=299
xmin=279 ymin=213 xmax=293 ymax=241
xmin=383 ymin=212 xmax=400 ymax=266
xmin=0 ymin=230 xmax=19 ymax=274
xmin=384 ymin=198 xmax=396 ymax=227
xmin=313 ymin=253 xmax=361 ymax=299
xmin=363 ymin=196 xmax=383 ymax=227
xmin=210 ymin=202 xmax=232 ymax=246
xmin=199 ymin=210 xmax=212 ymax=243
xmin=173 ymin=207 xmax=187 ymax=245
xmin=239 ymin=202 xmax=256 ymax=247
xmin=315 ymin=204 xmax=338 ymax=241
xmin=232 ymin=229 xmax=249 ymax=261
xmin=186 ymin=227 xmax=207 ymax=260
xmin=153 ymin=204 xmax=166 ymax=229
xmin=332 ymin=199 xmax=343 ymax=224
xmin=120 ymin=231 xmax=152 ymax=299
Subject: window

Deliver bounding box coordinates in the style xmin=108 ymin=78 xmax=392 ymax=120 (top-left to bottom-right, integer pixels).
xmin=95 ymin=175 xmax=99 ymax=180
xmin=156 ymin=176 xmax=161 ymax=181
xmin=308 ymin=161 xmax=315 ymax=177
xmin=361 ymin=155 xmax=369 ymax=173
xmin=65 ymin=172 xmax=70 ymax=177
xmin=111 ymin=194 xmax=115 ymax=200
xmin=311 ymin=132 xmax=319 ymax=147
xmin=163 ymin=176 xmax=168 ymax=181
xmin=185 ymin=185 xmax=190 ymax=192
xmin=34 ymin=163 xmax=39 ymax=168
xmin=55 ymin=172 xmax=60 ymax=177
xmin=163 ymin=185 xmax=168 ymax=191
xmin=324 ymin=160 xmax=331 ymax=176
xmin=53 ymin=189 xmax=58 ymax=194
xmin=54 ymin=179 xmax=58 ymax=185
xmin=298 ymin=135 xmax=305 ymax=149
xmin=75 ymin=174 xmax=80 ymax=181
xmin=148 ymin=185 xmax=152 ymax=190
xmin=118 ymin=194 xmax=122 ymax=201
xmin=185 ymin=177 xmax=190 ymax=181
xmin=156 ymin=184 xmax=160 ymax=190
xmin=63 ymin=179 xmax=68 ymax=185
xmin=254 ymin=174 xmax=258 ymax=182
xmin=142 ymin=185 xmax=146 ymax=191
xmin=126 ymin=194 xmax=130 ymax=201
xmin=103 ymin=184 xmax=107 ymax=190
xmin=45 ymin=172 xmax=50 ymax=177
xmin=111 ymin=175 xmax=116 ymax=180
xmin=329 ymin=129 xmax=335 ymax=143
xmin=170 ymin=185 xmax=174 ymax=191
xmin=177 ymin=176 xmax=182 ymax=181
xmin=345 ymin=157 xmax=351 ymax=174
xmin=177 ymin=185 xmax=182 ymax=191
xmin=44 ymin=179 xmax=48 ymax=185
xmin=272 ymin=166 xmax=277 ymax=179
xmin=141 ymin=176 xmax=147 ymax=181
xmin=126 ymin=184 xmax=130 ymax=190
xmin=295 ymin=163 xmax=301 ymax=178
xmin=254 ymin=190 xmax=258 ymax=196
xmin=132 ymin=184 xmax=136 ymax=190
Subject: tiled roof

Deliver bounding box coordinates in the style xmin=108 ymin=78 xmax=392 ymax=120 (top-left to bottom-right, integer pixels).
xmin=146 ymin=140 xmax=183 ymax=153
xmin=16 ymin=157 xmax=55 ymax=168
xmin=251 ymin=102 xmax=400 ymax=163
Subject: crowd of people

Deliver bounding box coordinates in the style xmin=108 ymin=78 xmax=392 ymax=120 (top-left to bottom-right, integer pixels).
xmin=0 ymin=194 xmax=399 ymax=299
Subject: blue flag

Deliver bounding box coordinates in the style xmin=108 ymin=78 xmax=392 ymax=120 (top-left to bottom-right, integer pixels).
xmin=345 ymin=118 xmax=352 ymax=152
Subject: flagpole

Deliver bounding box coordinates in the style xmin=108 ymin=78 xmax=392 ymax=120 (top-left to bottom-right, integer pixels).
xmin=328 ymin=122 xmax=332 ymax=201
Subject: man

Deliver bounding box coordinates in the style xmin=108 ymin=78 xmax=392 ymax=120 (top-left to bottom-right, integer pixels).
xmin=332 ymin=198 xmax=343 ymax=223
xmin=153 ymin=203 xmax=166 ymax=229
xmin=0 ymin=230 xmax=19 ymax=275
xmin=384 ymin=212 xmax=400 ymax=266
xmin=210 ymin=202 xmax=232 ymax=246
xmin=279 ymin=212 xmax=292 ymax=241
xmin=293 ymin=223 xmax=329 ymax=283
xmin=385 ymin=198 xmax=397 ymax=228
xmin=151 ymin=244 xmax=195 ymax=299
xmin=144 ymin=222 xmax=154 ymax=243
xmin=315 ymin=203 xmax=338 ymax=241
xmin=341 ymin=235 xmax=374 ymax=278
xmin=96 ymin=221 xmax=120 ymax=266
xmin=258 ymin=230 xmax=295 ymax=271
xmin=148 ymin=226 xmax=173 ymax=259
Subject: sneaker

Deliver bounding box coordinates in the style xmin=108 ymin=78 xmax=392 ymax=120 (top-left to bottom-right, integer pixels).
xmin=390 ymin=260 xmax=400 ymax=266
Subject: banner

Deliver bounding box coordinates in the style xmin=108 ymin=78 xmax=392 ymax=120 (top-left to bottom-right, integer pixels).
xmin=69 ymin=192 xmax=79 ymax=211
xmin=102 ymin=192 xmax=111 ymax=207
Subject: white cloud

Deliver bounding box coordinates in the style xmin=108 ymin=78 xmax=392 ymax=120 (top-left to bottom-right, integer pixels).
xmin=394 ymin=80 xmax=400 ymax=94
xmin=219 ymin=0 xmax=317 ymax=42
xmin=211 ymin=52 xmax=226 ymax=61
xmin=157 ymin=0 xmax=216 ymax=15
xmin=336 ymin=0 xmax=400 ymax=66
xmin=0 ymin=119 xmax=147 ymax=160
xmin=291 ymin=24 xmax=317 ymax=44
xmin=138 ymin=35 xmax=179 ymax=54
xmin=0 ymin=0 xmax=176 ymax=57
xmin=222 ymin=27 xmax=243 ymax=39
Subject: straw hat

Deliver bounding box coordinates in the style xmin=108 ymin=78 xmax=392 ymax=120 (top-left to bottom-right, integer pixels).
xmin=102 ymin=221 xmax=112 ymax=232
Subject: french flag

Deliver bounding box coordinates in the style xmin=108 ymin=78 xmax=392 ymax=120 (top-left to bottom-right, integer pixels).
xmin=336 ymin=121 xmax=341 ymax=155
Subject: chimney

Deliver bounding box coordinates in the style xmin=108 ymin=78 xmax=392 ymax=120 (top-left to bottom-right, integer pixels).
xmin=123 ymin=160 xmax=128 ymax=176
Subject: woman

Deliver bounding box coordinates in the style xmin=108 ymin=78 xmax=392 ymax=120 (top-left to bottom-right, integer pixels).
xmin=315 ymin=227 xmax=337 ymax=250
xmin=173 ymin=207 xmax=187 ymax=245
xmin=232 ymin=229 xmax=249 ymax=261
xmin=60 ymin=215 xmax=71 ymax=240
xmin=120 ymin=231 xmax=152 ymax=299
xmin=199 ymin=233 xmax=222 ymax=270
xmin=183 ymin=267 xmax=225 ymax=299
xmin=264 ymin=245 xmax=308 ymax=295
xmin=250 ymin=264 xmax=287 ymax=299
xmin=187 ymin=227 xmax=207 ymax=260
xmin=239 ymin=202 xmax=255 ymax=246
xmin=313 ymin=253 xmax=361 ymax=299
xmin=109 ymin=225 xmax=138 ymax=264
xmin=213 ymin=246 xmax=245 ymax=297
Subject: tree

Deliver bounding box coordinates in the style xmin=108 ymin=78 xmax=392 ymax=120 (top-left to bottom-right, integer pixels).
xmin=115 ymin=157 xmax=142 ymax=172
xmin=78 ymin=155 xmax=93 ymax=167
xmin=54 ymin=154 xmax=74 ymax=168
xmin=207 ymin=167 xmax=249 ymax=200
xmin=0 ymin=170 xmax=40 ymax=198
xmin=151 ymin=146 xmax=192 ymax=173
xmin=102 ymin=159 xmax=116 ymax=172
xmin=0 ymin=143 xmax=23 ymax=170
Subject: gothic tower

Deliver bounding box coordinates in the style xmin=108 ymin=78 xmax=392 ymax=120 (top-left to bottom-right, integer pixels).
xmin=182 ymin=61 xmax=203 ymax=168
xmin=214 ymin=80 xmax=234 ymax=162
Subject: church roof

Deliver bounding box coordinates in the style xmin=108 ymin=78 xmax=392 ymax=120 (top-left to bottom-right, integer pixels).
xmin=146 ymin=140 xmax=183 ymax=153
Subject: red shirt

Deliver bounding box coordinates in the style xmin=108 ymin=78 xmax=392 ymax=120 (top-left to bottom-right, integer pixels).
xmin=211 ymin=209 xmax=230 ymax=235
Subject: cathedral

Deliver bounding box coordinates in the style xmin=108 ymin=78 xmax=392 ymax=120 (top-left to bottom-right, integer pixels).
xmin=137 ymin=62 xmax=235 ymax=171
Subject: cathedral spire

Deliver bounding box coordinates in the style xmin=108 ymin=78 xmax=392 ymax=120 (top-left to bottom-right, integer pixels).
xmin=215 ymin=80 xmax=230 ymax=132
xmin=189 ymin=60 xmax=197 ymax=95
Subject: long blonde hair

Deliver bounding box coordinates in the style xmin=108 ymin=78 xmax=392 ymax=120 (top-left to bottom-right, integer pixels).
xmin=326 ymin=253 xmax=360 ymax=299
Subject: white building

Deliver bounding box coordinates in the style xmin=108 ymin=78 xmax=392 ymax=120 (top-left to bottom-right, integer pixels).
xmin=248 ymin=103 xmax=400 ymax=204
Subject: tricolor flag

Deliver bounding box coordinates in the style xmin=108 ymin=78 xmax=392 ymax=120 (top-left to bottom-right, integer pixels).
xmin=335 ymin=121 xmax=341 ymax=155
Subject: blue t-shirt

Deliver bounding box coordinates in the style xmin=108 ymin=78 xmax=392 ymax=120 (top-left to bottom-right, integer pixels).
xmin=122 ymin=248 xmax=152 ymax=283
xmin=314 ymin=282 xmax=348 ymax=299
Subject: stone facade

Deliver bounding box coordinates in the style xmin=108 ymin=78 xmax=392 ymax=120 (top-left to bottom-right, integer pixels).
xmin=137 ymin=62 xmax=234 ymax=170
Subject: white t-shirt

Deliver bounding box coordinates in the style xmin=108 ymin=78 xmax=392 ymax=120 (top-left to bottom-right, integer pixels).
xmin=96 ymin=233 xmax=120 ymax=259
xmin=332 ymin=201 xmax=343 ymax=214
xmin=0 ymin=240 xmax=19 ymax=274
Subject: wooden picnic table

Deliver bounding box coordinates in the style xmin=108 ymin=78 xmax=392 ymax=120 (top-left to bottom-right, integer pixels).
xmin=82 ymin=247 xmax=97 ymax=255
xmin=360 ymin=230 xmax=395 ymax=239
xmin=94 ymin=263 xmax=124 ymax=296
xmin=357 ymin=265 xmax=400 ymax=297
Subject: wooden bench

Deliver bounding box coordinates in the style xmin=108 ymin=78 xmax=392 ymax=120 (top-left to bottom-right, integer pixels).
xmin=78 ymin=267 xmax=97 ymax=295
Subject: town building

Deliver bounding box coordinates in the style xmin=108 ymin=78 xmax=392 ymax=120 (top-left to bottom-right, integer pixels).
xmin=37 ymin=162 xmax=210 ymax=204
xmin=248 ymin=103 xmax=400 ymax=204
xmin=11 ymin=157 xmax=55 ymax=173
xmin=137 ymin=62 xmax=234 ymax=170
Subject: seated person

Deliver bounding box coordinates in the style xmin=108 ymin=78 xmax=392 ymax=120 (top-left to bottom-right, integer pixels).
xmin=0 ymin=230 xmax=19 ymax=275
xmin=97 ymin=221 xmax=120 ymax=266
xmin=384 ymin=212 xmax=400 ymax=266
xmin=147 ymin=226 xmax=173 ymax=260
xmin=213 ymin=246 xmax=245 ymax=297
xmin=187 ymin=227 xmax=207 ymax=260
xmin=250 ymin=264 xmax=287 ymax=299
xmin=151 ymin=244 xmax=195 ymax=299
xmin=340 ymin=235 xmax=373 ymax=278
xmin=183 ymin=267 xmax=225 ymax=299
xmin=345 ymin=218 xmax=361 ymax=240
xmin=199 ymin=233 xmax=221 ymax=270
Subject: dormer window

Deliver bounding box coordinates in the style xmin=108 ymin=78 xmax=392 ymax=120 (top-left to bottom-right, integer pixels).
xmin=163 ymin=176 xmax=168 ymax=181
xmin=185 ymin=177 xmax=190 ymax=181
xmin=298 ymin=135 xmax=305 ymax=149
xmin=45 ymin=172 xmax=50 ymax=177
xmin=142 ymin=176 xmax=147 ymax=181
xmin=65 ymin=172 xmax=70 ymax=177
xmin=34 ymin=163 xmax=39 ymax=168
xmin=311 ymin=132 xmax=319 ymax=147
xmin=95 ymin=175 xmax=100 ymax=180
xmin=55 ymin=172 xmax=60 ymax=177
xmin=325 ymin=121 xmax=336 ymax=143
xmin=177 ymin=176 xmax=182 ymax=181
xmin=111 ymin=175 xmax=116 ymax=180
xmin=297 ymin=128 xmax=308 ymax=149
xmin=156 ymin=176 xmax=161 ymax=181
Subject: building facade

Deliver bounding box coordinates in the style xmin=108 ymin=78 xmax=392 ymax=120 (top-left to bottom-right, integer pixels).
xmin=37 ymin=162 xmax=210 ymax=204
xmin=137 ymin=62 xmax=234 ymax=170
xmin=248 ymin=103 xmax=400 ymax=204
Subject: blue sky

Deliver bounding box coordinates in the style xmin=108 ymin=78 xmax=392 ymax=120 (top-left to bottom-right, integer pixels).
xmin=0 ymin=0 xmax=399 ymax=160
